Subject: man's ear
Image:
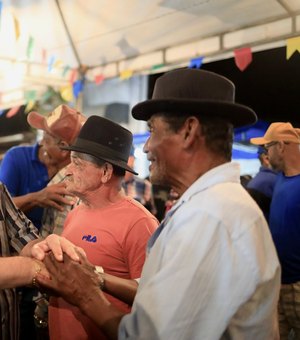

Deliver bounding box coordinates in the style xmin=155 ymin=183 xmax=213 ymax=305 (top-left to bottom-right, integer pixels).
xmin=181 ymin=116 xmax=200 ymax=146
xmin=277 ymin=141 xmax=286 ymax=153
xmin=101 ymin=163 xmax=113 ymax=183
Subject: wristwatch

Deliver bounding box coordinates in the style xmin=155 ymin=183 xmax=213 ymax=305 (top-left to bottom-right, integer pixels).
xmin=94 ymin=266 xmax=105 ymax=290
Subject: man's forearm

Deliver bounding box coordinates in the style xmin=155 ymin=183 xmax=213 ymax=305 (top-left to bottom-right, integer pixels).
xmin=13 ymin=193 xmax=39 ymax=212
xmin=0 ymin=256 xmax=38 ymax=289
xmin=79 ymin=290 xmax=125 ymax=340
xmin=103 ymin=273 xmax=138 ymax=305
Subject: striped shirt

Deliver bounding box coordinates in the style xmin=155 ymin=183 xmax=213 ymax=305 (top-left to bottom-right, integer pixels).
xmin=40 ymin=168 xmax=79 ymax=237
xmin=0 ymin=183 xmax=39 ymax=340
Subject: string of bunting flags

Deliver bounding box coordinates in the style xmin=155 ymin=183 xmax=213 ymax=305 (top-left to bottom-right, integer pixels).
xmin=0 ymin=0 xmax=300 ymax=118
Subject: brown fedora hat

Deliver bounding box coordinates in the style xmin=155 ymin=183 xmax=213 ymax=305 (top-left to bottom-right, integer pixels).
xmin=132 ymin=68 xmax=257 ymax=127
xmin=61 ymin=115 xmax=138 ymax=175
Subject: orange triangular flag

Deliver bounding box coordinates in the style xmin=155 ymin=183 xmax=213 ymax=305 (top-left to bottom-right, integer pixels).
xmin=286 ymin=36 xmax=300 ymax=60
xmin=234 ymin=47 xmax=252 ymax=71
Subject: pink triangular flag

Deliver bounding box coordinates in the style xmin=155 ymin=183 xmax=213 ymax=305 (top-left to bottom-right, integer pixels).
xmin=6 ymin=106 xmax=21 ymax=118
xmin=42 ymin=49 xmax=47 ymax=64
xmin=234 ymin=47 xmax=252 ymax=71
xmin=69 ymin=69 xmax=78 ymax=84
xmin=95 ymin=74 xmax=104 ymax=85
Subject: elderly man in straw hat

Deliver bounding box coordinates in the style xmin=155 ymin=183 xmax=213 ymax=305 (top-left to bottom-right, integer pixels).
xmin=37 ymin=68 xmax=280 ymax=339
xmin=0 ymin=104 xmax=85 ymax=230
xmin=27 ymin=105 xmax=86 ymax=237
xmin=33 ymin=115 xmax=158 ymax=340
xmin=251 ymin=122 xmax=300 ymax=339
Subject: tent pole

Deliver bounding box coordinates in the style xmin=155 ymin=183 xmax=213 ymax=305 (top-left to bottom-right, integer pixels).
xmin=54 ymin=0 xmax=82 ymax=69
xmin=54 ymin=0 xmax=86 ymax=111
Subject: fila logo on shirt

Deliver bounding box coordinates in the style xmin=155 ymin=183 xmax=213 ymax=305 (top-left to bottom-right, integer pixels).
xmin=82 ymin=234 xmax=97 ymax=243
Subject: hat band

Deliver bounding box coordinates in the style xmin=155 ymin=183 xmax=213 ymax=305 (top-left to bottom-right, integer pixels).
xmin=73 ymin=137 xmax=129 ymax=162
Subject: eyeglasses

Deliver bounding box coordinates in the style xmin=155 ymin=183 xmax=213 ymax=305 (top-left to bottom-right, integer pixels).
xmin=264 ymin=141 xmax=278 ymax=151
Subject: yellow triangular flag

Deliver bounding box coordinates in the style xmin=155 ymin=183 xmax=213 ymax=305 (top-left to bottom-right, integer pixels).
xmin=286 ymin=36 xmax=300 ymax=60
xmin=120 ymin=69 xmax=133 ymax=80
xmin=25 ymin=100 xmax=35 ymax=113
xmin=60 ymin=85 xmax=74 ymax=102
xmin=54 ymin=59 xmax=63 ymax=68
xmin=13 ymin=15 xmax=20 ymax=40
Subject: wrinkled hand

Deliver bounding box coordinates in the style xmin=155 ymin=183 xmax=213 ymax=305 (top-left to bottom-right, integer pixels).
xmin=36 ymin=182 xmax=75 ymax=211
xmin=31 ymin=234 xmax=86 ymax=262
xmin=37 ymin=251 xmax=100 ymax=308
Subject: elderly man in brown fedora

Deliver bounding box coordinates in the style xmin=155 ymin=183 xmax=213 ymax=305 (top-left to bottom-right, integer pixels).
xmin=251 ymin=122 xmax=300 ymax=339
xmin=33 ymin=115 xmax=158 ymax=340
xmin=37 ymin=69 xmax=280 ymax=339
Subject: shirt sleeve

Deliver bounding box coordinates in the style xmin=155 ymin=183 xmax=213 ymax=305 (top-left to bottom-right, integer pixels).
xmin=0 ymin=149 xmax=21 ymax=196
xmin=0 ymin=183 xmax=39 ymax=254
xmin=123 ymin=216 xmax=158 ymax=279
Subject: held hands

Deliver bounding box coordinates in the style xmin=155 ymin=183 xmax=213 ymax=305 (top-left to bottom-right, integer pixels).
xmin=31 ymin=234 xmax=86 ymax=262
xmin=36 ymin=251 xmax=101 ymax=308
xmin=35 ymin=182 xmax=76 ymax=211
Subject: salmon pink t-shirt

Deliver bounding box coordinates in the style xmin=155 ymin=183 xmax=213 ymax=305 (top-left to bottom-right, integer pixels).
xmin=49 ymin=197 xmax=158 ymax=340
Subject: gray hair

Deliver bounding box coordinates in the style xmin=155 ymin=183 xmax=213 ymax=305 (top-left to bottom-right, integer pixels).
xmin=71 ymin=151 xmax=126 ymax=176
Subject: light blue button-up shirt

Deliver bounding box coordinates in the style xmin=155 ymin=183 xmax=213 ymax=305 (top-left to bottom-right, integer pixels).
xmin=119 ymin=162 xmax=280 ymax=339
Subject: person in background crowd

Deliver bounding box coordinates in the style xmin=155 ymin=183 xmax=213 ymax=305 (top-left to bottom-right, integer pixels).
xmin=164 ymin=188 xmax=180 ymax=215
xmin=26 ymin=105 xmax=86 ymax=337
xmin=0 ymin=104 xmax=85 ymax=340
xmin=247 ymin=145 xmax=278 ymax=219
xmin=26 ymin=106 xmax=86 ymax=237
xmin=0 ymin=104 xmax=83 ymax=229
xmin=36 ymin=68 xmax=280 ymax=339
xmin=122 ymin=146 xmax=157 ymax=216
xmin=36 ymin=115 xmax=158 ymax=340
xmin=239 ymin=174 xmax=252 ymax=187
xmin=251 ymin=122 xmax=300 ymax=339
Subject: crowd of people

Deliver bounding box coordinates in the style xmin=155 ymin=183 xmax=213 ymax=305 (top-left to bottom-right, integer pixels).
xmin=0 ymin=67 xmax=299 ymax=339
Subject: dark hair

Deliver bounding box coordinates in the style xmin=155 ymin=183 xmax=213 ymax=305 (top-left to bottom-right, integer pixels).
xmin=73 ymin=152 xmax=126 ymax=177
xmin=160 ymin=113 xmax=233 ymax=161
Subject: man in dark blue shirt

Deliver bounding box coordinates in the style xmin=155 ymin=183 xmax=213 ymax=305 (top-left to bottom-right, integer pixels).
xmin=251 ymin=121 xmax=300 ymax=339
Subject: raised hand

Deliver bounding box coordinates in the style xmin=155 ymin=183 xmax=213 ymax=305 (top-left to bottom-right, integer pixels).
xmin=34 ymin=182 xmax=76 ymax=210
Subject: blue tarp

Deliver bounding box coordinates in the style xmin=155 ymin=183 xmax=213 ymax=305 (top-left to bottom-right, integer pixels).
xmin=133 ymin=120 xmax=270 ymax=160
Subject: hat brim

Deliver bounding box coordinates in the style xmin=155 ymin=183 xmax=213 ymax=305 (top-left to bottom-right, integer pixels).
xmin=250 ymin=137 xmax=270 ymax=145
xmin=27 ymin=111 xmax=48 ymax=131
xmin=61 ymin=145 xmax=138 ymax=175
xmin=132 ymin=99 xmax=257 ymax=128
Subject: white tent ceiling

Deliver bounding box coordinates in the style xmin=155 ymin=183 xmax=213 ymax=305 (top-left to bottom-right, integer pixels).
xmin=1 ymin=0 xmax=300 ymax=108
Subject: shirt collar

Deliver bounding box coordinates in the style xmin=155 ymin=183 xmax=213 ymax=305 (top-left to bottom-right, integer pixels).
xmin=172 ymin=162 xmax=240 ymax=210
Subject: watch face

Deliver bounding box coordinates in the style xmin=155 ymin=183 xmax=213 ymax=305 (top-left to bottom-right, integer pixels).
xmin=94 ymin=265 xmax=104 ymax=274
xmin=94 ymin=266 xmax=105 ymax=290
